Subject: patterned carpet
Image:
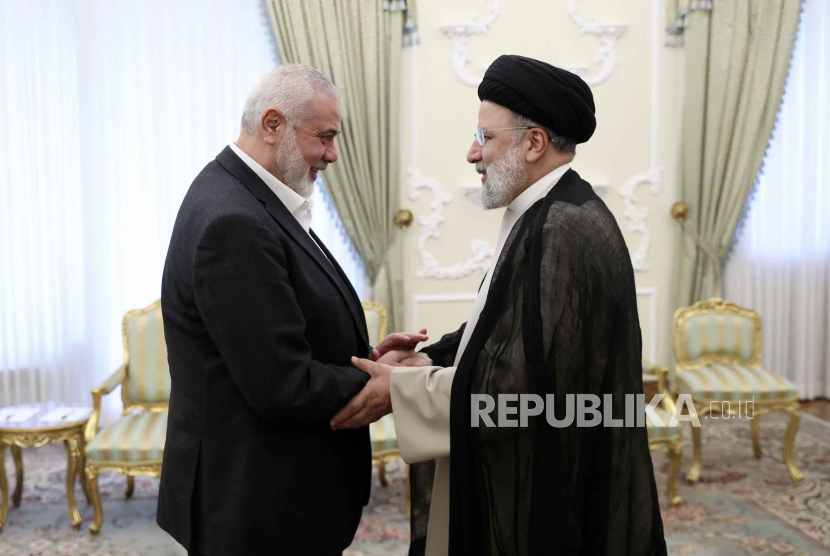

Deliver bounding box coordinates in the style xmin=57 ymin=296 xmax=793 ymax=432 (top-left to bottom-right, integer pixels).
xmin=0 ymin=413 xmax=828 ymax=556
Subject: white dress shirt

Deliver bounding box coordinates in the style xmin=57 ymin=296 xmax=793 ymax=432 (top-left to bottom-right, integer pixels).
xmin=453 ymin=162 xmax=571 ymax=366
xmin=229 ymin=142 xmax=314 ymax=234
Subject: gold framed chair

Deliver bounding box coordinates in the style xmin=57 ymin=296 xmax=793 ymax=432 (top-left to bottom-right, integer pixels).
xmin=643 ymin=359 xmax=683 ymax=507
xmin=672 ymin=298 xmax=802 ymax=485
xmin=83 ymin=299 xmax=169 ymax=534
xmin=361 ymin=301 xmax=401 ymax=487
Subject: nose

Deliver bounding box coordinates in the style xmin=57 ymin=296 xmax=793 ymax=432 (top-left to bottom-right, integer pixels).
xmin=324 ymin=142 xmax=338 ymax=164
xmin=467 ymin=139 xmax=482 ymax=164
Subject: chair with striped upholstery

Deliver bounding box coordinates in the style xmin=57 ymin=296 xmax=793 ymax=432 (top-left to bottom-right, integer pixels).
xmin=643 ymin=359 xmax=683 ymax=507
xmin=83 ymin=299 xmax=169 ymax=534
xmin=361 ymin=301 xmax=401 ymax=487
xmin=673 ymin=298 xmax=802 ymax=485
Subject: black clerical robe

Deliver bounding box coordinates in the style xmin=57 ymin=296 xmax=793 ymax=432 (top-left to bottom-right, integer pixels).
xmin=398 ymin=169 xmax=667 ymax=556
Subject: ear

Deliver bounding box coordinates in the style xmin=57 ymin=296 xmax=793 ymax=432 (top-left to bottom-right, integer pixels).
xmin=261 ymin=109 xmax=285 ymax=146
xmin=525 ymin=128 xmax=548 ymax=163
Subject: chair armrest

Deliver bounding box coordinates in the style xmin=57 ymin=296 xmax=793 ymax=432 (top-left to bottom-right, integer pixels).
xmin=84 ymin=365 xmax=126 ymax=443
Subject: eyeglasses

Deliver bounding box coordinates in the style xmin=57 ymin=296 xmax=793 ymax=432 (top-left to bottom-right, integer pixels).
xmin=475 ymin=126 xmax=531 ymax=146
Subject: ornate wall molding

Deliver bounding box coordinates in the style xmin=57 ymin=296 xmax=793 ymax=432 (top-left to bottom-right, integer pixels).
xmin=615 ymin=0 xmax=665 ymax=273
xmin=410 ymin=293 xmax=478 ymax=330
xmin=566 ymin=0 xmax=627 ymax=86
xmin=636 ymin=286 xmax=658 ymax=363
xmin=617 ymin=168 xmax=663 ymax=272
xmin=437 ymin=0 xmax=500 ymax=87
xmin=439 ymin=0 xmax=625 ymax=88
xmin=408 ymin=168 xmax=495 ymax=279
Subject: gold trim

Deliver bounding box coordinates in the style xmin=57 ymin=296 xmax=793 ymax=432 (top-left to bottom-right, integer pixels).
xmin=120 ymin=299 xmax=166 ymax=408
xmin=361 ymin=301 xmax=388 ymax=342
xmin=361 ymin=301 xmax=403 ymax=489
xmin=0 ymin=423 xmax=87 ymax=533
xmin=644 ymin=364 xmax=683 ymax=506
xmin=673 ymin=299 xmax=802 ymax=486
xmin=673 ymin=298 xmax=762 ymax=369
xmin=82 ymin=299 xmax=169 ymax=535
xmin=10 ymin=446 xmax=22 ymax=508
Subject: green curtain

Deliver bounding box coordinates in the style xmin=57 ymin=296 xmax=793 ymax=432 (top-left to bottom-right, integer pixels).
xmin=672 ymin=0 xmax=801 ymax=310
xmin=265 ymin=0 xmax=418 ymax=332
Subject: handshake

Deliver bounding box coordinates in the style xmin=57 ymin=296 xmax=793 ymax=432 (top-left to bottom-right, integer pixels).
xmin=330 ymin=329 xmax=430 ymax=431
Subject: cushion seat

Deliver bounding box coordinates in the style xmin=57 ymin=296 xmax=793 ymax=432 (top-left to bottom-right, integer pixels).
xmin=647 ymin=406 xmax=681 ymax=440
xmin=676 ymin=363 xmax=797 ymax=401
xmin=85 ymin=411 xmax=167 ymax=463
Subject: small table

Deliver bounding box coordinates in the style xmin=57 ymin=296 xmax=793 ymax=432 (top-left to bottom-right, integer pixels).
xmin=0 ymin=403 xmax=93 ymax=532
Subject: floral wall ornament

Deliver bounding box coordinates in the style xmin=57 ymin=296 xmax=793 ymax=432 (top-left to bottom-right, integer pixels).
xmin=438 ymin=0 xmax=626 ymax=89
xmin=437 ymin=0 xmax=500 ymax=88
xmin=407 ymin=168 xmax=495 ymax=279
xmin=616 ymin=168 xmax=664 ymax=272
xmin=565 ymin=0 xmax=627 ymax=86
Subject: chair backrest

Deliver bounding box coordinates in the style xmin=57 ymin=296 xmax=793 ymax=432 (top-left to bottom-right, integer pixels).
xmin=122 ymin=299 xmax=171 ymax=407
xmin=673 ymin=298 xmax=762 ymax=369
xmin=361 ymin=301 xmax=388 ymax=348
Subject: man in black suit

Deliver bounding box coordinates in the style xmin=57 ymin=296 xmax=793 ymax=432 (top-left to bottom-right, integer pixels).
xmin=158 ymin=64 xmax=425 ymax=556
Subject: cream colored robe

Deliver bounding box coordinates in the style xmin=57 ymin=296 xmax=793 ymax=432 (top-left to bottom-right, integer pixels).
xmin=389 ymin=365 xmax=456 ymax=556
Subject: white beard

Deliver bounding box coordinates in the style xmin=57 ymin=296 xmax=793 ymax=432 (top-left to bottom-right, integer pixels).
xmin=476 ymin=144 xmax=527 ymax=209
xmin=276 ymin=127 xmax=315 ymax=198
xmin=478 ymin=144 xmax=528 ymax=209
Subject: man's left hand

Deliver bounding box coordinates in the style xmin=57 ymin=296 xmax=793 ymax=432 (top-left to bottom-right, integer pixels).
xmin=331 ymin=357 xmax=393 ymax=430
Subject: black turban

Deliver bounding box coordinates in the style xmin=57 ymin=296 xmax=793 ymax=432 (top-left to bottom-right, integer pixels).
xmin=478 ymin=54 xmax=596 ymax=144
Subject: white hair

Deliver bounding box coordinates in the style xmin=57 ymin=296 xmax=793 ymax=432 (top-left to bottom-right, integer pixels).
xmin=240 ymin=64 xmax=339 ymax=134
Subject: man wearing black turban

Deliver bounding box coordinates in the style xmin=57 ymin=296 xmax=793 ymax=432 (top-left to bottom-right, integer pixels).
xmin=331 ymin=55 xmax=667 ymax=556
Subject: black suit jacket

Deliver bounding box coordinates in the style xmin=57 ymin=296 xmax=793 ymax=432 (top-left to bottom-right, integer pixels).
xmin=158 ymin=146 xmax=372 ymax=555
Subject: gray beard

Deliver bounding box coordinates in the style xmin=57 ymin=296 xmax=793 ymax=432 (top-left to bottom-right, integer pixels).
xmin=276 ymin=128 xmax=315 ymax=197
xmin=480 ymin=144 xmax=528 ymax=209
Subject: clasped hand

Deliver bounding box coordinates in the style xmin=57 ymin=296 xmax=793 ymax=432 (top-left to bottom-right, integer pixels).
xmin=330 ymin=329 xmax=432 ymax=430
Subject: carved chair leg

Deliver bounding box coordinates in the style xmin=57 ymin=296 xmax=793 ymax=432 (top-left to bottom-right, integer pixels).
xmin=783 ymin=402 xmax=804 ymax=485
xmin=125 ymin=475 xmax=135 ymax=499
xmin=406 ymin=464 xmax=411 ymax=517
xmin=751 ymin=414 xmax=762 ymax=459
xmin=77 ymin=436 xmax=92 ymax=505
xmin=687 ymin=419 xmax=703 ymax=485
xmin=64 ymin=438 xmax=82 ymax=530
xmin=667 ymin=438 xmax=683 ymax=507
xmin=0 ymin=444 xmax=8 ymax=533
xmin=86 ymin=467 xmax=103 ymax=535
xmin=11 ymin=446 xmax=23 ymax=508
xmin=378 ymin=460 xmax=389 ymax=487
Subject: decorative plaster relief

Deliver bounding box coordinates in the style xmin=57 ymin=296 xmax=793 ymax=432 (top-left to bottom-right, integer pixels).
xmin=408 ymin=168 xmax=495 ymax=279
xmin=616 ymin=168 xmax=663 ymax=272
xmin=439 ymin=0 xmax=625 ymax=88
xmin=566 ymin=0 xmax=627 ymax=86
xmin=437 ymin=0 xmax=500 ymax=88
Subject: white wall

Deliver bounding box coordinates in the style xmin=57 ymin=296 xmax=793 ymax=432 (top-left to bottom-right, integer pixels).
xmin=398 ymin=0 xmax=683 ymax=366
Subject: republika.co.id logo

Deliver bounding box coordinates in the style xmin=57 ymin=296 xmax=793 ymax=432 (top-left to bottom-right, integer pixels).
xmin=471 ymin=394 xmax=756 ymax=428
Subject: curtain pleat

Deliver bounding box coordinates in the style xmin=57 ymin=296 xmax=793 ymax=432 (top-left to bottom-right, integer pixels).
xmin=672 ymin=0 xmax=802 ymax=310
xmin=264 ymin=0 xmax=415 ymax=331
xmin=0 ymin=0 xmax=278 ymax=418
xmin=724 ymin=0 xmax=830 ymax=400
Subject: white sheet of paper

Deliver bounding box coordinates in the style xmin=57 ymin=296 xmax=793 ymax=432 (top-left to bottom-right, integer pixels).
xmin=40 ymin=407 xmax=92 ymax=423
xmin=0 ymin=406 xmax=41 ymax=423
